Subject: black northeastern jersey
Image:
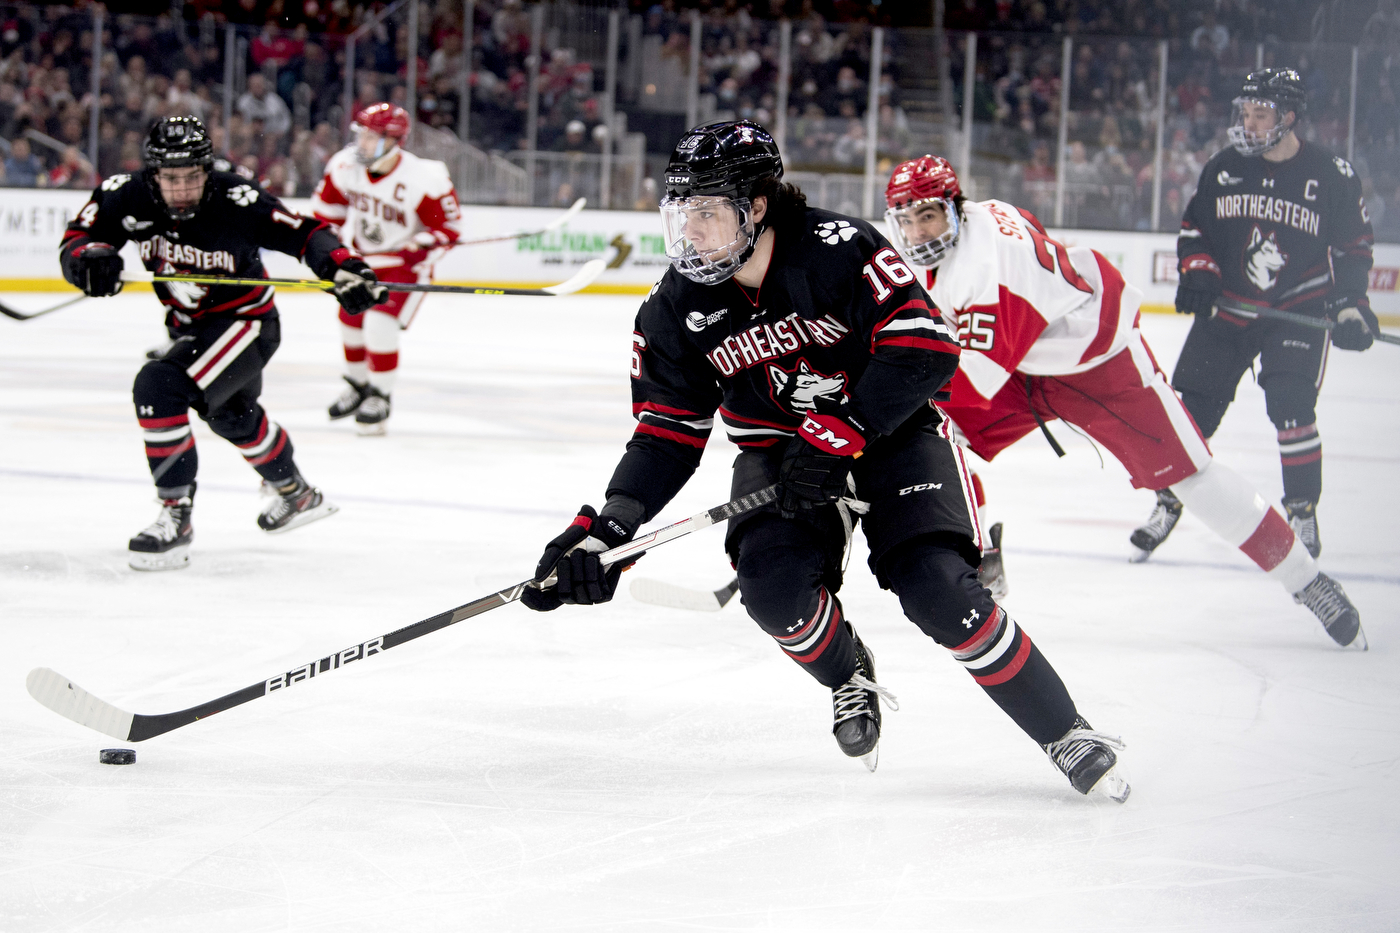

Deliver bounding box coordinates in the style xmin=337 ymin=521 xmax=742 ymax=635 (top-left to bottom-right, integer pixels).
xmin=60 ymin=170 xmax=346 ymax=331
xmin=1179 ymin=141 xmax=1373 ymax=315
xmin=606 ymin=207 xmax=962 ymax=521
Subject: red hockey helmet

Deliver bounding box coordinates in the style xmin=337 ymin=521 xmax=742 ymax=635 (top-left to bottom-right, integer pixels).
xmin=884 ymin=155 xmax=963 ymax=268
xmin=354 ymin=102 xmax=411 ymax=139
xmin=352 ymin=103 xmax=410 ymax=165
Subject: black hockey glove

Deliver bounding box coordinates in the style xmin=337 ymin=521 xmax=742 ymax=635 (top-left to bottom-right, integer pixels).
xmin=331 ymin=257 xmax=389 ymax=314
xmin=1325 ymin=296 xmax=1377 ymax=352
xmin=777 ymin=397 xmax=873 ymax=518
xmin=1175 ymin=269 xmax=1221 ymax=317
xmin=521 ymin=504 xmax=640 ymax=611
xmin=67 ymin=242 xmax=125 ymax=297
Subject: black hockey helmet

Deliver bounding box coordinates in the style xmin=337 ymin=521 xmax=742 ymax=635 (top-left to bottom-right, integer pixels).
xmin=663 ymin=119 xmax=783 ymax=202
xmin=1229 ymin=69 xmax=1306 ymax=156
xmin=1240 ymin=68 xmax=1307 ymax=119
xmin=144 ymin=116 xmax=216 ymax=221
xmin=660 ymin=120 xmax=783 ymax=285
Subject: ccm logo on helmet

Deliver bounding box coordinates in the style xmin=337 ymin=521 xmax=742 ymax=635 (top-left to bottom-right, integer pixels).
xmin=667 ymin=175 xmax=691 ymax=185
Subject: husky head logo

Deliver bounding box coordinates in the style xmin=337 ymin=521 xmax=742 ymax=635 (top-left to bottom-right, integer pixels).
xmin=767 ymin=359 xmax=847 ymax=415
xmin=1243 ymin=226 xmax=1287 ymax=292
xmin=158 ymin=262 xmax=207 ymax=310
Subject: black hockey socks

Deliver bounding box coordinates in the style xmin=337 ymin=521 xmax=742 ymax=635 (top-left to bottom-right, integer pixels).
xmin=139 ymin=411 xmax=198 ymax=488
xmin=1278 ymin=422 xmax=1322 ymax=503
xmin=882 ymin=539 xmax=1077 ymax=745
xmin=1178 ymin=390 xmax=1229 ymax=439
xmin=764 ymin=587 xmax=858 ymax=688
xmin=230 ymin=412 xmax=297 ymax=485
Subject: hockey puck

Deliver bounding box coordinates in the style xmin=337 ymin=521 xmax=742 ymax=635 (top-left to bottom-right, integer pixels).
xmin=99 ymin=748 xmax=136 ymax=765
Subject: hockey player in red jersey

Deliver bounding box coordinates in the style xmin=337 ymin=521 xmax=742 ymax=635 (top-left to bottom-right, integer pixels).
xmin=518 ymin=121 xmax=1131 ymax=801
xmin=884 ymin=154 xmax=1365 ymax=648
xmin=310 ymin=103 xmax=464 ymax=434
xmin=1139 ymin=69 xmax=1376 ymax=561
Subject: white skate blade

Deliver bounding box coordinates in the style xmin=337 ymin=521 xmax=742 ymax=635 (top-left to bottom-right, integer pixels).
xmin=1342 ymin=623 xmax=1369 ymax=652
xmin=860 ymin=745 xmax=879 ymax=772
xmin=356 ymin=421 xmax=387 ymax=436
xmin=1090 ymin=767 xmax=1131 ymax=803
xmin=128 ymin=544 xmax=191 ymax=572
xmin=263 ymin=500 xmax=339 ymax=535
xmin=1128 ymin=546 xmax=1152 ymax=564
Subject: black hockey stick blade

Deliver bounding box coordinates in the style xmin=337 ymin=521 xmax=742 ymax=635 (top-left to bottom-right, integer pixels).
xmin=630 ymin=576 xmax=740 ymax=612
xmin=1216 ymin=298 xmax=1400 ymax=346
xmin=0 ymin=292 xmax=88 ymax=321
xmin=454 ymin=197 xmax=586 ymax=247
xmin=119 ymin=259 xmax=607 ymax=298
xmin=26 ymin=484 xmax=778 ymax=742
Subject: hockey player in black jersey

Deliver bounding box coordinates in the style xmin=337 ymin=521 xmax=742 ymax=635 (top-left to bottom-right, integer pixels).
xmin=60 ymin=116 xmax=389 ymax=571
xmin=1133 ymin=70 xmax=1377 ymax=571
xmin=519 ymin=120 xmax=1129 ymax=800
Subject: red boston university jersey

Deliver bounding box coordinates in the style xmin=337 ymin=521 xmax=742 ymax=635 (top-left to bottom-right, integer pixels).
xmin=917 ymin=199 xmax=1142 ymax=406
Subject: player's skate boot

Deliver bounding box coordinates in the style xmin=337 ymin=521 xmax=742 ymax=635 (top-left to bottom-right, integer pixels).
xmin=328 ymin=376 xmax=371 ymax=420
xmin=128 ymin=487 xmax=194 ymax=571
xmin=257 ymin=473 xmax=339 ymax=534
xmin=1042 ymin=716 xmax=1130 ymax=802
xmin=1282 ymin=497 xmax=1321 ymax=558
xmin=1293 ymin=572 xmax=1366 ymax=649
xmin=1129 ymin=488 xmax=1183 ymax=563
xmin=831 ymin=625 xmax=899 ymax=772
xmin=355 ymin=387 xmax=391 ymax=436
xmin=977 ymin=522 xmax=1008 ymax=599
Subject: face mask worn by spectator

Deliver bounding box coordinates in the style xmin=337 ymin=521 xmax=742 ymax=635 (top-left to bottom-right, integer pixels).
xmin=884 ymin=154 xmax=963 ymax=268
xmin=1227 ymin=68 xmax=1307 ymax=157
xmin=659 ymin=119 xmax=782 ymax=286
xmin=144 ymin=116 xmax=215 ymax=221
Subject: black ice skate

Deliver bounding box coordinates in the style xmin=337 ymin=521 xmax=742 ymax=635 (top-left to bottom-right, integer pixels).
xmin=977 ymin=521 xmax=1008 ymax=599
xmin=1042 ymin=716 xmax=1130 ymax=802
xmin=257 ymin=474 xmax=339 ymax=534
xmin=355 ymin=387 xmax=391 ymax=436
xmin=831 ymin=626 xmax=899 ymax=772
xmin=128 ymin=491 xmax=194 ymax=571
xmin=1294 ymin=572 xmax=1366 ymax=649
xmin=1129 ymin=488 xmax=1183 ymax=563
xmin=328 ymin=376 xmax=371 ymax=420
xmin=1282 ymin=497 xmax=1321 ymax=558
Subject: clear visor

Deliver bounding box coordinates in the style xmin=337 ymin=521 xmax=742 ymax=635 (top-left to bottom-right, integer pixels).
xmin=885 ymin=197 xmax=960 ymax=268
xmin=659 ymin=196 xmax=756 ymax=285
xmin=351 ymin=123 xmax=397 ymax=165
xmin=1228 ymin=97 xmax=1290 ymax=156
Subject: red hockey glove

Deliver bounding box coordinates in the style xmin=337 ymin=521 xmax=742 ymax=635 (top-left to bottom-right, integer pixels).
xmin=521 ymin=505 xmax=640 ymax=611
xmin=1175 ymin=267 xmax=1221 ymax=316
xmin=1325 ymin=296 xmax=1377 ymax=351
xmin=777 ymin=397 xmax=873 ymax=518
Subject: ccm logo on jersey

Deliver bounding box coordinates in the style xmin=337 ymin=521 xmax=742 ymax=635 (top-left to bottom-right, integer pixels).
xmin=899 ymin=482 xmax=943 ymax=495
xmin=265 ymin=637 xmax=384 ymax=691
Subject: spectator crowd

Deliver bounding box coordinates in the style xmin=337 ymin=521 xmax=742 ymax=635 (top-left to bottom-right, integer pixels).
xmin=0 ymin=0 xmax=1397 ymax=240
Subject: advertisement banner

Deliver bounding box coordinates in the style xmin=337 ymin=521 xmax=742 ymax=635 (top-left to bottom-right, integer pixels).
xmin=3 ymin=187 xmax=1398 ymax=321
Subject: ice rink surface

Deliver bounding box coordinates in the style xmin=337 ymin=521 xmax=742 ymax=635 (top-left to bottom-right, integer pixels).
xmin=1 ymin=287 xmax=1397 ymax=932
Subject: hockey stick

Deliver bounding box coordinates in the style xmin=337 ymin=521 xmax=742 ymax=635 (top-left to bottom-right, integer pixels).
xmin=0 ymin=292 xmax=89 ymax=321
xmin=26 ymin=484 xmax=779 ymax=743
xmin=1216 ymin=297 xmax=1400 ymax=346
xmin=454 ymin=197 xmax=586 ymax=247
xmin=118 ymin=257 xmax=607 ymax=298
xmin=630 ymin=576 xmax=740 ymax=612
